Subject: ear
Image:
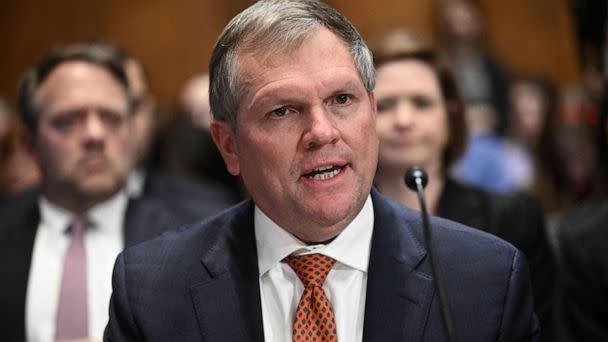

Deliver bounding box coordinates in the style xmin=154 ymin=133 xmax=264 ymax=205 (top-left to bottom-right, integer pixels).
xmin=369 ymin=91 xmax=377 ymax=116
xmin=210 ymin=120 xmax=241 ymax=176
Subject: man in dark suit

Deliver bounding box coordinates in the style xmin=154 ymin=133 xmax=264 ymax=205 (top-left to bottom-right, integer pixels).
xmin=553 ymin=110 xmax=608 ymax=341
xmin=105 ymin=0 xmax=539 ymax=341
xmin=0 ymin=42 xmax=205 ymax=342
xmin=554 ymin=197 xmax=608 ymax=341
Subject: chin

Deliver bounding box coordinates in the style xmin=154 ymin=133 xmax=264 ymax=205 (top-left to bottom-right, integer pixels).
xmin=79 ymin=178 xmax=123 ymax=200
xmin=380 ymin=155 xmax=424 ymax=170
xmin=305 ymin=193 xmax=361 ymax=227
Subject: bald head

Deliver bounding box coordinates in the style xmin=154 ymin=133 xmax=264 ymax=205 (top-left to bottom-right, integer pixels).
xmin=180 ymin=73 xmax=212 ymax=131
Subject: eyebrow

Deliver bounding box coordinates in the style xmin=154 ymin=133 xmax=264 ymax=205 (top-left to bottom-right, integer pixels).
xmin=248 ymin=78 xmax=366 ymax=111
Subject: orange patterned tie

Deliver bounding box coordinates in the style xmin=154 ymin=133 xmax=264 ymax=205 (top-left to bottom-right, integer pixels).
xmin=283 ymin=253 xmax=338 ymax=342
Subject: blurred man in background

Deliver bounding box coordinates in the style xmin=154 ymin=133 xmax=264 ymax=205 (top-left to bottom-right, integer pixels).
xmin=89 ymin=41 xmax=239 ymax=222
xmin=160 ymin=71 xmax=245 ymax=201
xmin=179 ymin=73 xmax=213 ymax=131
xmin=0 ymin=42 xmax=200 ymax=342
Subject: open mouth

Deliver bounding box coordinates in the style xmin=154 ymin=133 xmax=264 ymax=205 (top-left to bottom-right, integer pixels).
xmin=303 ymin=165 xmax=345 ymax=180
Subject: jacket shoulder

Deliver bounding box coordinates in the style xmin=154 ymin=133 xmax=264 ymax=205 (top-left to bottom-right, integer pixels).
xmin=0 ymin=188 xmax=39 ymax=234
xmin=120 ymin=199 xmax=254 ymax=267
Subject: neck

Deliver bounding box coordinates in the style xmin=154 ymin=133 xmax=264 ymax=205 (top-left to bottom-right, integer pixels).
xmin=41 ymin=183 xmax=113 ymax=216
xmin=375 ymin=163 xmax=445 ymax=215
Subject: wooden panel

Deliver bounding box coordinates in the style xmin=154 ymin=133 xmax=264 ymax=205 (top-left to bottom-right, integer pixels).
xmin=330 ymin=0 xmax=436 ymax=43
xmin=101 ymin=0 xmax=241 ymax=104
xmin=0 ymin=0 xmax=581 ymax=109
xmin=479 ymin=0 xmax=579 ymax=86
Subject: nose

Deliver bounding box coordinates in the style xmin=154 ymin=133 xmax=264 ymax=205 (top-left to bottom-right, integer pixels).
xmin=302 ymin=106 xmax=340 ymax=150
xmin=82 ymin=111 xmax=107 ymax=146
xmin=394 ymin=100 xmax=414 ymax=128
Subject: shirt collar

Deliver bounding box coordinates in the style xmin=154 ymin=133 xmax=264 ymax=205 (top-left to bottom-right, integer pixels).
xmin=39 ymin=189 xmax=129 ymax=235
xmin=255 ymin=195 xmax=374 ymax=276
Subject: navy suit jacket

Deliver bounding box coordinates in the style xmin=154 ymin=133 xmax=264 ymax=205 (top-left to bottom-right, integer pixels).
xmin=104 ymin=189 xmax=539 ymax=341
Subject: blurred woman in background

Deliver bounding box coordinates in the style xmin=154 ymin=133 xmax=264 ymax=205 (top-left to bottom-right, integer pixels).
xmin=506 ymin=75 xmax=561 ymax=212
xmin=370 ymin=29 xmax=555 ymax=340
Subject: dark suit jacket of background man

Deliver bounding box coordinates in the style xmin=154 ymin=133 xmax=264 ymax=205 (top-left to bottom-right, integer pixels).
xmin=554 ymin=197 xmax=608 ymax=342
xmin=137 ymin=169 xmax=240 ymax=223
xmin=0 ymin=184 xmax=232 ymax=342
xmin=438 ymin=178 xmax=554 ymax=340
xmin=104 ymin=189 xmax=539 ymax=341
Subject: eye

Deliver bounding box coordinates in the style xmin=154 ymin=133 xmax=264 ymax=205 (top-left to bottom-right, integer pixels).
xmin=411 ymin=95 xmax=434 ymax=109
xmin=270 ymin=106 xmax=289 ymax=118
xmin=376 ymin=98 xmax=397 ymax=113
xmin=334 ymin=94 xmax=351 ymax=105
xmin=51 ymin=116 xmax=77 ymax=131
xmin=49 ymin=111 xmax=84 ymax=132
xmin=99 ymin=110 xmax=128 ymax=128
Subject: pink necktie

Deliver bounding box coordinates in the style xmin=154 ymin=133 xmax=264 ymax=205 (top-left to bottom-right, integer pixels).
xmin=55 ymin=218 xmax=89 ymax=340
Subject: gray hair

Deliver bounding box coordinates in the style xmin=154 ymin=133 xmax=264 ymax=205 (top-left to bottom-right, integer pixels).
xmin=209 ymin=0 xmax=375 ymax=129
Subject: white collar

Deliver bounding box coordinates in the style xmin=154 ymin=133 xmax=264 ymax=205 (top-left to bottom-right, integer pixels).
xmin=39 ymin=189 xmax=129 ymax=235
xmin=255 ymin=195 xmax=374 ymax=276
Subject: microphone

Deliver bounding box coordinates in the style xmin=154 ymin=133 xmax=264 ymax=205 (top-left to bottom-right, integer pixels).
xmin=404 ymin=166 xmax=428 ymax=191
xmin=404 ymin=166 xmax=455 ymax=342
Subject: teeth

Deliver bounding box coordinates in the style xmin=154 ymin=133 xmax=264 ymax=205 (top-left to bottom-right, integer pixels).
xmin=307 ymin=167 xmax=341 ymax=180
xmin=313 ymin=165 xmax=333 ymax=172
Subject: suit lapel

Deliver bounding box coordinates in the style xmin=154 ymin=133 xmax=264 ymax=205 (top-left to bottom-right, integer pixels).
xmin=363 ymin=190 xmax=434 ymax=341
xmin=189 ymin=201 xmax=265 ymax=341
xmin=186 ymin=192 xmax=435 ymax=341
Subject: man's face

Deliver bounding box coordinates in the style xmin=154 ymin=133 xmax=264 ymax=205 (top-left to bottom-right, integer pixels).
xmin=34 ymin=61 xmax=133 ymax=208
xmin=212 ymin=27 xmax=378 ymax=243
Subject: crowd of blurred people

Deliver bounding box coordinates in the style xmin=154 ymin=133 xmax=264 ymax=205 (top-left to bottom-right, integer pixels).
xmin=0 ymin=0 xmax=606 ymax=341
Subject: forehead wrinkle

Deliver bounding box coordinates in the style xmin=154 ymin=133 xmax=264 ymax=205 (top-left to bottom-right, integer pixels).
xmin=237 ymin=28 xmax=363 ymax=116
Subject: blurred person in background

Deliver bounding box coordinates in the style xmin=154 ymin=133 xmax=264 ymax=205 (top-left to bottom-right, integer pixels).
xmin=160 ymin=72 xmax=245 ymax=202
xmin=506 ymin=75 xmax=562 ymax=213
xmin=438 ymin=0 xmax=519 ymax=193
xmin=90 ymin=41 xmax=239 ymax=219
xmin=450 ymin=101 xmax=522 ymax=193
xmin=437 ymin=0 xmax=510 ymax=135
xmin=551 ymin=2 xmax=608 ymax=339
xmin=180 ymin=73 xmax=213 ymax=131
xmin=0 ymin=42 xmax=199 ymax=342
xmin=0 ymin=96 xmax=40 ymax=198
xmin=553 ymin=111 xmax=608 ymax=341
xmin=370 ymin=29 xmax=555 ymax=340
xmin=552 ymin=119 xmax=606 ymax=210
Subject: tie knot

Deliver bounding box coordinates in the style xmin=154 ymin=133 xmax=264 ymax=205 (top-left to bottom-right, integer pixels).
xmin=69 ymin=218 xmax=87 ymax=239
xmin=283 ymin=253 xmax=336 ymax=288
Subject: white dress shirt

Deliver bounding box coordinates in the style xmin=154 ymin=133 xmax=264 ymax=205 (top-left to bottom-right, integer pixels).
xmin=26 ymin=191 xmax=128 ymax=342
xmin=255 ymin=195 xmax=374 ymax=342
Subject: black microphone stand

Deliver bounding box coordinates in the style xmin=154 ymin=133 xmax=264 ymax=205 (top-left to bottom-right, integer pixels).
xmin=405 ymin=166 xmax=455 ymax=342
